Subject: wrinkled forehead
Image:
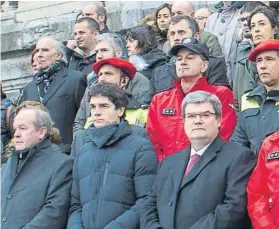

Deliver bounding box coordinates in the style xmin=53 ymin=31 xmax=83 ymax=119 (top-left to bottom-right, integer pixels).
xmin=36 ymin=38 xmax=57 ymax=49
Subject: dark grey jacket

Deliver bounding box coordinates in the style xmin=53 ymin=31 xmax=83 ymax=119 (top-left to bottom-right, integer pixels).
xmin=230 ymin=85 xmax=279 ymax=154
xmin=18 ymin=65 xmax=87 ymax=153
xmin=68 ymin=122 xmax=158 ymax=229
xmin=68 ymin=51 xmax=97 ymax=75
xmin=140 ymin=137 xmax=255 ymax=229
xmin=1 ymin=139 xmax=73 ymax=229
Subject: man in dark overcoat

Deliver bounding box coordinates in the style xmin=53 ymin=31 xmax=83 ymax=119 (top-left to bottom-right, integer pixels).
xmin=1 ymin=101 xmax=73 ymax=229
xmin=18 ymin=36 xmax=87 ymax=154
xmin=140 ymin=90 xmax=256 ymax=229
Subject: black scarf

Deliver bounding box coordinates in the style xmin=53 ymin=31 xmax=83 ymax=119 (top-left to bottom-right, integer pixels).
xmin=34 ymin=61 xmax=63 ymax=99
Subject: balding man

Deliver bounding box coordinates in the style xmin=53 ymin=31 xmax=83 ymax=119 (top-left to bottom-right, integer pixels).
xmin=166 ymin=1 xmax=223 ymax=58
xmin=82 ymin=3 xmax=110 ymax=34
xmin=194 ymin=7 xmax=212 ymax=30
xmin=18 ymin=36 xmax=87 ymax=154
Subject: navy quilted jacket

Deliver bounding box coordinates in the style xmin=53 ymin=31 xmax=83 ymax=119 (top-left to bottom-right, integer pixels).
xmin=68 ymin=122 xmax=158 ymax=229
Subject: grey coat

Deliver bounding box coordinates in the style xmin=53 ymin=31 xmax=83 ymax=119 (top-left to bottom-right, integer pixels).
xmin=68 ymin=122 xmax=158 ymax=229
xmin=1 ymin=139 xmax=73 ymax=229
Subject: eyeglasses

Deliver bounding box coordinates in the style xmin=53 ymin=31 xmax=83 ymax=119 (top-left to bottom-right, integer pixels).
xmin=195 ymin=16 xmax=208 ymax=21
xmin=185 ymin=112 xmax=216 ymax=120
xmin=238 ymin=16 xmax=250 ymax=22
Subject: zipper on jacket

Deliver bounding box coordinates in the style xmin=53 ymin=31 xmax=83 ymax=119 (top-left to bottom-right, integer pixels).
xmin=102 ymin=161 xmax=110 ymax=187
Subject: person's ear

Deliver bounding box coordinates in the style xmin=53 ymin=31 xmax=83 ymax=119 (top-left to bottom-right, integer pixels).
xmin=98 ymin=14 xmax=106 ymax=23
xmin=117 ymin=107 xmax=125 ymax=118
xmin=116 ymin=49 xmax=122 ymax=58
xmin=38 ymin=126 xmax=47 ymax=140
xmin=273 ymin=25 xmax=278 ymax=36
xmin=194 ymin=32 xmax=200 ymax=40
xmin=55 ymin=51 xmax=62 ymax=61
xmin=190 ymin=11 xmax=195 ymax=18
xmin=201 ymin=61 xmax=209 ymax=73
xmin=120 ymin=76 xmax=129 ymax=88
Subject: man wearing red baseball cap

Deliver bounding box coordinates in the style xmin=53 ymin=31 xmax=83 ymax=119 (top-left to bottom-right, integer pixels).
xmin=85 ymin=57 xmax=148 ymax=129
xmin=231 ymin=39 xmax=279 ymax=155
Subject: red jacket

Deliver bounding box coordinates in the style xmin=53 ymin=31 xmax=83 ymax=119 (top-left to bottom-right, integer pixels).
xmin=147 ymin=77 xmax=237 ymax=161
xmin=247 ymin=131 xmax=279 ymax=229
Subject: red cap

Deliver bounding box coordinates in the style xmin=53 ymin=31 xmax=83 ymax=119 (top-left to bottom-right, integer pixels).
xmin=93 ymin=58 xmax=137 ymax=80
xmin=248 ymin=39 xmax=279 ymax=62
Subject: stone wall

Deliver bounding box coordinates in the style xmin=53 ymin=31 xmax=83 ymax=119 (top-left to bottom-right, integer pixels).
xmin=0 ymin=1 xmax=207 ymax=100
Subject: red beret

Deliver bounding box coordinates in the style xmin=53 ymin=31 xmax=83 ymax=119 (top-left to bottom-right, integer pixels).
xmin=248 ymin=39 xmax=279 ymax=62
xmin=93 ymin=58 xmax=137 ymax=80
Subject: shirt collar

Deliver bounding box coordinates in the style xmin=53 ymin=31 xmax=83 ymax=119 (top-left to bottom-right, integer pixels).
xmin=190 ymin=141 xmax=212 ymax=157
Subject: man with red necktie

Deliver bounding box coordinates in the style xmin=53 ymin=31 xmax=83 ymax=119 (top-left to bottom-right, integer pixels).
xmin=140 ymin=90 xmax=256 ymax=229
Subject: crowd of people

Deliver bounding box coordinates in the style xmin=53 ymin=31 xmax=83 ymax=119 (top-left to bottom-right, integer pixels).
xmin=1 ymin=1 xmax=279 ymax=229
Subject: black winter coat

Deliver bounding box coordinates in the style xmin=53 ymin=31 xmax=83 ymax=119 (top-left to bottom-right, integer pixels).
xmin=138 ymin=49 xmax=167 ymax=80
xmin=68 ymin=51 xmax=97 ymax=75
xmin=68 ymin=122 xmax=158 ymax=229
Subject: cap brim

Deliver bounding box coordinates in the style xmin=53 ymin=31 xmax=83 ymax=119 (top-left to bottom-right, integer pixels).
xmin=169 ymin=44 xmax=207 ymax=59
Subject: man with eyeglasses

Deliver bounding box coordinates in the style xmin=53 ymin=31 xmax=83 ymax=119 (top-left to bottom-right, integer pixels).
xmin=194 ymin=7 xmax=212 ymax=30
xmin=141 ymin=90 xmax=256 ymax=229
xmin=147 ymin=38 xmax=236 ymax=162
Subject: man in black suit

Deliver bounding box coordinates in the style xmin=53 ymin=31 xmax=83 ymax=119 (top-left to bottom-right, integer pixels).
xmin=18 ymin=36 xmax=86 ymax=154
xmin=140 ymin=90 xmax=256 ymax=229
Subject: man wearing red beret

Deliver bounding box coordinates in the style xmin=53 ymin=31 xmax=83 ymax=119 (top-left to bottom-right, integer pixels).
xmin=231 ymin=39 xmax=279 ymax=154
xmin=86 ymin=57 xmax=148 ymax=129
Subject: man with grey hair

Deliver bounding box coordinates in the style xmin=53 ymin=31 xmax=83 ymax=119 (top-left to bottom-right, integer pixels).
xmin=141 ymin=90 xmax=256 ymax=229
xmin=18 ymin=35 xmax=86 ymax=154
xmin=73 ymin=33 xmax=151 ymax=133
xmin=1 ymin=101 xmax=73 ymax=229
xmin=82 ymin=3 xmax=110 ymax=34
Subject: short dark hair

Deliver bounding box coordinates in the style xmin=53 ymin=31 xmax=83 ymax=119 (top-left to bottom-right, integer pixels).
xmin=155 ymin=3 xmax=172 ymax=28
xmin=171 ymin=15 xmax=199 ymax=35
xmin=87 ymin=82 xmax=129 ymax=120
xmin=240 ymin=2 xmax=266 ymax=14
xmin=75 ymin=17 xmax=100 ymax=32
xmin=126 ymin=25 xmax=158 ymax=55
xmin=248 ymin=6 xmax=279 ymax=38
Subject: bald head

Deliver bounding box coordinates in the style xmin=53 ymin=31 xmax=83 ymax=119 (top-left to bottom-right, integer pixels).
xmin=82 ymin=3 xmax=107 ymax=30
xmin=172 ymin=1 xmax=195 ymax=18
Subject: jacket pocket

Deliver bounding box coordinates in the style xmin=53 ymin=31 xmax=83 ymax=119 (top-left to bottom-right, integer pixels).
xmin=102 ymin=161 xmax=110 ymax=186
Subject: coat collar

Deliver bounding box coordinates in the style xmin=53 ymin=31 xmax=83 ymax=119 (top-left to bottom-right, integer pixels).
xmin=41 ymin=65 xmax=68 ymax=105
xmin=172 ymin=77 xmax=210 ymax=95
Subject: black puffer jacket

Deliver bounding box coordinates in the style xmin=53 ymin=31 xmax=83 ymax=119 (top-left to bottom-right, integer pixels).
xmin=68 ymin=51 xmax=96 ymax=75
xmin=68 ymin=122 xmax=158 ymax=229
xmin=138 ymin=49 xmax=167 ymax=80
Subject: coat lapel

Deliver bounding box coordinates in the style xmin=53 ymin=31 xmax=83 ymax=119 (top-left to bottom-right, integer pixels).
xmin=42 ymin=66 xmax=68 ymax=105
xmin=172 ymin=148 xmax=190 ymax=195
xmin=180 ymin=137 xmax=224 ymax=190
